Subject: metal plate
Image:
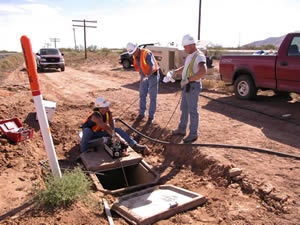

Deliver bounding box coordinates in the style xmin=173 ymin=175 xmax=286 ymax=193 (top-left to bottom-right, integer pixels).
xmin=112 ymin=185 xmax=206 ymax=225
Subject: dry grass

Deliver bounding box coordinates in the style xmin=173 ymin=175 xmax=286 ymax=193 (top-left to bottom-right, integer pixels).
xmin=62 ymin=49 xmax=121 ymax=70
xmin=0 ymin=53 xmax=24 ymax=77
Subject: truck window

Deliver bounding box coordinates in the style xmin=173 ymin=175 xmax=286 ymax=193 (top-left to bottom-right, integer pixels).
xmin=288 ymin=37 xmax=300 ymax=56
xmin=40 ymin=49 xmax=59 ymax=55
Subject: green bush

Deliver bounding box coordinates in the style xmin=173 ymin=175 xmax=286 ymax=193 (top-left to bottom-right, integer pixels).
xmin=35 ymin=167 xmax=92 ymax=209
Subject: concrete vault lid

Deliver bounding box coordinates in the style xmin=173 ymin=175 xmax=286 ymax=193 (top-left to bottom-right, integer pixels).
xmin=112 ymin=185 xmax=206 ymax=225
xmin=80 ymin=146 xmax=142 ymax=172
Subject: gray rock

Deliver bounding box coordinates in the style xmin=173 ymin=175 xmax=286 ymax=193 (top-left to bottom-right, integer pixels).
xmin=229 ymin=168 xmax=243 ymax=178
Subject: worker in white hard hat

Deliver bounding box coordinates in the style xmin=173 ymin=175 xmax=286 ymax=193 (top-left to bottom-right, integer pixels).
xmin=126 ymin=42 xmax=160 ymax=124
xmin=80 ymin=97 xmax=149 ymax=154
xmin=170 ymin=34 xmax=207 ymax=143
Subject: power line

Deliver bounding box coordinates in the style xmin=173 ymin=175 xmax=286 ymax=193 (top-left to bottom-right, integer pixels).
xmin=72 ymin=19 xmax=97 ymax=59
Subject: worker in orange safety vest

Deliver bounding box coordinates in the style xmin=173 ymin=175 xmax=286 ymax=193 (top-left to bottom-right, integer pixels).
xmin=80 ymin=97 xmax=149 ymax=154
xmin=126 ymin=43 xmax=160 ymax=124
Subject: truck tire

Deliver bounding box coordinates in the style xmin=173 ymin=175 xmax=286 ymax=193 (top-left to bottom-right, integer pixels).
xmin=61 ymin=66 xmax=65 ymax=72
xmin=234 ymin=75 xmax=257 ymax=100
xmin=122 ymin=59 xmax=131 ymax=69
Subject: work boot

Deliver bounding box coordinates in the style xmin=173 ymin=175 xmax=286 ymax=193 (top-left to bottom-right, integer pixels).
xmin=132 ymin=143 xmax=149 ymax=154
xmin=172 ymin=128 xmax=186 ymax=136
xmin=136 ymin=114 xmax=145 ymax=121
xmin=183 ymin=135 xmax=198 ymax=143
xmin=147 ymin=117 xmax=153 ymax=124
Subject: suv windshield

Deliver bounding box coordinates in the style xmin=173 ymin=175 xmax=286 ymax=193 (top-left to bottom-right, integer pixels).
xmin=40 ymin=49 xmax=59 ymax=55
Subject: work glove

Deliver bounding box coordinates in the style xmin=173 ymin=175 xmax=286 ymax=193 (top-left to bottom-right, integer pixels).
xmin=142 ymin=76 xmax=148 ymax=82
xmin=180 ymin=78 xmax=189 ymax=89
xmin=163 ymin=70 xmax=176 ymax=83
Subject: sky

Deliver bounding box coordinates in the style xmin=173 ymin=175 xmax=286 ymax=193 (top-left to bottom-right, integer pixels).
xmin=0 ymin=0 xmax=299 ymax=52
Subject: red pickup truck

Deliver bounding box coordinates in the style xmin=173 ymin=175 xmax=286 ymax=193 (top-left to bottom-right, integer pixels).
xmin=219 ymin=32 xmax=300 ymax=99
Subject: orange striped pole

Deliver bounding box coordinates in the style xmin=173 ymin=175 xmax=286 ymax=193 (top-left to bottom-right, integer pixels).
xmin=20 ymin=36 xmax=61 ymax=177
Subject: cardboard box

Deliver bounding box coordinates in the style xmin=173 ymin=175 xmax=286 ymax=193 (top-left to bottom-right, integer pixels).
xmin=36 ymin=100 xmax=56 ymax=122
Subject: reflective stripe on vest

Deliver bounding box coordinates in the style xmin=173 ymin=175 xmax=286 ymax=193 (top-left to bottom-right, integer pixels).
xmin=133 ymin=49 xmax=158 ymax=75
xmin=82 ymin=111 xmax=109 ymax=132
xmin=186 ymin=51 xmax=201 ymax=79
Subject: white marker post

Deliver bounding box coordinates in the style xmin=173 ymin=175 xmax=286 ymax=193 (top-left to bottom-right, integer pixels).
xmin=21 ymin=36 xmax=62 ymax=177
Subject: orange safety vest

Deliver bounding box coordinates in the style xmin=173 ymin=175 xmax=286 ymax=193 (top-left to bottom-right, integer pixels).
xmin=82 ymin=111 xmax=110 ymax=132
xmin=133 ymin=49 xmax=158 ymax=75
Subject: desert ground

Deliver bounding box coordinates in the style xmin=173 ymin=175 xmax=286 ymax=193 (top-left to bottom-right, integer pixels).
xmin=0 ymin=54 xmax=299 ymax=225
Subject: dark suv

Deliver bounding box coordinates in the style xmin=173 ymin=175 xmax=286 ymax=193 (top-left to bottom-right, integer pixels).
xmin=36 ymin=48 xmax=65 ymax=72
xmin=119 ymin=44 xmax=154 ymax=69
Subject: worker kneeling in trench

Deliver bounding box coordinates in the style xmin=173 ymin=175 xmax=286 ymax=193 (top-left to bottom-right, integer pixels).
xmin=80 ymin=97 xmax=149 ymax=155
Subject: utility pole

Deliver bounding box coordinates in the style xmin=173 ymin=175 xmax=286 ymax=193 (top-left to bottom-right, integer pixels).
xmin=50 ymin=38 xmax=60 ymax=48
xmin=72 ymin=19 xmax=97 ymax=59
xmin=73 ymin=28 xmax=77 ymax=50
xmin=198 ymin=0 xmax=202 ymax=41
xmin=44 ymin=43 xmax=51 ymax=48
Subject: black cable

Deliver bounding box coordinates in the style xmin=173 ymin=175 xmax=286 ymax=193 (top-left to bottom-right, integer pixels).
xmin=147 ymin=91 xmax=182 ymax=143
xmin=115 ymin=118 xmax=300 ymax=161
xmin=199 ymin=93 xmax=300 ymax=126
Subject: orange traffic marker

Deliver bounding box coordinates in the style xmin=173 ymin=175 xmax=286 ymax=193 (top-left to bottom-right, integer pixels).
xmin=21 ymin=36 xmax=61 ymax=177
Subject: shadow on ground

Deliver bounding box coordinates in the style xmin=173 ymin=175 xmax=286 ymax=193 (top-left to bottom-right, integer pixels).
xmin=202 ymin=90 xmax=300 ymax=149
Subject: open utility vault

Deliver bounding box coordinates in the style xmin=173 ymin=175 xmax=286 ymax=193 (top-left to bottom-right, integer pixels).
xmin=80 ymin=146 xmax=159 ymax=195
xmin=80 ymin=144 xmax=206 ymax=224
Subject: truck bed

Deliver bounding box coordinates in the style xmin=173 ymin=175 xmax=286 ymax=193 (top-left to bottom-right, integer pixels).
xmin=220 ymin=54 xmax=277 ymax=89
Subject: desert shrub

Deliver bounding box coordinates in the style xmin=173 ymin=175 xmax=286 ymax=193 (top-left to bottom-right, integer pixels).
xmin=98 ymin=48 xmax=111 ymax=56
xmin=34 ymin=167 xmax=92 ymax=209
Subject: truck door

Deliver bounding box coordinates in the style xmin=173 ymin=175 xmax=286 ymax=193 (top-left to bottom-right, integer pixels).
xmin=276 ymin=35 xmax=300 ymax=92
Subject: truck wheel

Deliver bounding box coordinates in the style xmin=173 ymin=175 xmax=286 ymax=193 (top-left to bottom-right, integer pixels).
xmin=234 ymin=75 xmax=257 ymax=100
xmin=122 ymin=59 xmax=131 ymax=69
xmin=61 ymin=66 xmax=65 ymax=72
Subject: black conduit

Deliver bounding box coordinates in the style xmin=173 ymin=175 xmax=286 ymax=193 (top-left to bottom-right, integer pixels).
xmin=115 ymin=118 xmax=300 ymax=161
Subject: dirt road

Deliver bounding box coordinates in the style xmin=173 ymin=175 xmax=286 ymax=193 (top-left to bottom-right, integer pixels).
xmin=0 ymin=56 xmax=299 ymax=224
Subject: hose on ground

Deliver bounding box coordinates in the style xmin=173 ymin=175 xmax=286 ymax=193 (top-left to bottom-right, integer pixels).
xmin=115 ymin=118 xmax=300 ymax=161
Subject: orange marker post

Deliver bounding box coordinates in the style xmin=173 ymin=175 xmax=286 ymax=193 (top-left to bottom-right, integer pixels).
xmin=20 ymin=36 xmax=61 ymax=177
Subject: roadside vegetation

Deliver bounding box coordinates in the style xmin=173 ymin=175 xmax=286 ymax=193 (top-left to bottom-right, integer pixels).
xmin=0 ymin=53 xmax=24 ymax=78
xmin=60 ymin=47 xmax=122 ymax=70
xmin=34 ymin=167 xmax=93 ymax=209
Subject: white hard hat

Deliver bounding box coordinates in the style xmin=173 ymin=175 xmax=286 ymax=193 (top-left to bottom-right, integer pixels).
xmin=182 ymin=34 xmax=196 ymax=46
xmin=127 ymin=42 xmax=138 ymax=55
xmin=95 ymin=97 xmax=110 ymax=108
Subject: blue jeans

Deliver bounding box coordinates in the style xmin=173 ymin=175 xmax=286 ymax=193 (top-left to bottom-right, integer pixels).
xmin=139 ymin=73 xmax=160 ymax=119
xmin=178 ymin=82 xmax=201 ymax=137
xmin=80 ymin=127 xmax=137 ymax=153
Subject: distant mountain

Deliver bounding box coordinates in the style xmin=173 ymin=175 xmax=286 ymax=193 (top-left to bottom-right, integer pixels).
xmin=244 ymin=35 xmax=286 ymax=47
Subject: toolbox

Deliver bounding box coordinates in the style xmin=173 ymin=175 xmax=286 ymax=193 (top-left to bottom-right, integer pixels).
xmin=0 ymin=118 xmax=34 ymax=142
